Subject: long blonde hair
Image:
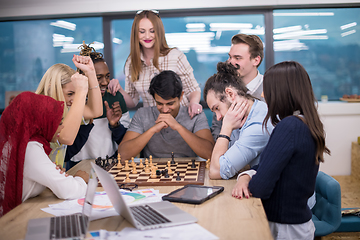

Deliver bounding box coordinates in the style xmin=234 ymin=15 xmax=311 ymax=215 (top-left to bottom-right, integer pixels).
xmin=35 ymin=63 xmax=75 ymax=118
xmin=129 ymin=10 xmax=172 ymax=82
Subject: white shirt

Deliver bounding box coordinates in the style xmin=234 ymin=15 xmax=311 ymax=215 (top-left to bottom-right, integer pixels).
xmin=22 ymin=141 xmax=87 ymax=202
xmin=246 ymin=71 xmax=263 ymax=95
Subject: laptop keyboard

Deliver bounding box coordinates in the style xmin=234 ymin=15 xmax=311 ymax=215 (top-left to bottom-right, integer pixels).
xmin=130 ymin=205 xmax=171 ymax=226
xmin=49 ymin=214 xmax=88 ymax=239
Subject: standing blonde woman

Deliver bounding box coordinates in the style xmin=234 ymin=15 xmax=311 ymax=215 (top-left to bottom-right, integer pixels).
xmin=125 ymin=10 xmax=202 ymax=118
xmin=35 ymin=55 xmax=102 ymax=166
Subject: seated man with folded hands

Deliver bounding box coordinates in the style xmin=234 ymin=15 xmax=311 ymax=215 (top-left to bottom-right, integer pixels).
xmin=119 ymin=70 xmax=214 ymax=161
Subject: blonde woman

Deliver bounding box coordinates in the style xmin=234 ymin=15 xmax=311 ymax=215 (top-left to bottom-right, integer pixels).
xmin=36 ymin=55 xmax=102 ymax=166
xmin=124 ymin=10 xmax=202 ymax=118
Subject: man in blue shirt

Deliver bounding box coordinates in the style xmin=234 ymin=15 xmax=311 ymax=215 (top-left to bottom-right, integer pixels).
xmin=204 ymin=62 xmax=274 ymax=180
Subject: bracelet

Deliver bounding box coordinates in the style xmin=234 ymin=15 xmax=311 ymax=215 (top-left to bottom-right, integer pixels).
xmin=89 ymin=85 xmax=99 ymax=90
xmin=217 ymin=134 xmax=231 ymax=141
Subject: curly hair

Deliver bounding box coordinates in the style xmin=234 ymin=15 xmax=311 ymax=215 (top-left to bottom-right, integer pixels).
xmin=203 ymin=62 xmax=253 ymax=103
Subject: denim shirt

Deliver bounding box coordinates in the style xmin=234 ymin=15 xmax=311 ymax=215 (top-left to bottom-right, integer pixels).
xmin=219 ymin=100 xmax=274 ymax=179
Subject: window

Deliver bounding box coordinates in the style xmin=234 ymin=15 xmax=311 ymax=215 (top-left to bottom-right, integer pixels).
xmin=1 ymin=7 xmax=359 ymax=110
xmin=274 ymin=8 xmax=360 ymax=100
xmin=0 ymin=17 xmax=102 ymax=109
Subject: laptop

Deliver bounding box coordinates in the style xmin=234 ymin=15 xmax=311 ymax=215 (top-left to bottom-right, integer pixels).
xmin=91 ymin=162 xmax=197 ymax=230
xmin=25 ymin=167 xmax=98 ymax=240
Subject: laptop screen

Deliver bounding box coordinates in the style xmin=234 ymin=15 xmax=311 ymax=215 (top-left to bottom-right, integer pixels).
xmin=82 ymin=167 xmax=97 ymax=219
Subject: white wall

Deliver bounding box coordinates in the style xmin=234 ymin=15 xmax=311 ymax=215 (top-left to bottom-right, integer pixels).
xmin=1 ymin=0 xmax=360 ymax=19
xmin=318 ymin=102 xmax=360 ymax=176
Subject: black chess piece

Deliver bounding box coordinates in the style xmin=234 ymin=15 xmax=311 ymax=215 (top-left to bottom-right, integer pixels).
xmin=191 ymin=159 xmax=196 ymax=168
xmin=156 ymin=170 xmax=161 ymax=176
xmin=176 ymin=171 xmax=181 ymax=181
xmin=95 ymin=157 xmax=102 ymax=166
xmin=164 ymin=169 xmax=169 ymax=178
xmin=171 ymin=152 xmax=175 ymax=164
xmin=105 ymin=158 xmax=110 ymax=168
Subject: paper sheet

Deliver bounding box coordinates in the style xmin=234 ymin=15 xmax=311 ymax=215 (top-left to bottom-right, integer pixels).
xmin=86 ymin=224 xmax=219 ymax=240
xmin=41 ymin=189 xmax=164 ymax=221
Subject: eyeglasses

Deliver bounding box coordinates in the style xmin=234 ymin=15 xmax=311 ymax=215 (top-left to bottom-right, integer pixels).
xmin=136 ymin=10 xmax=160 ymax=17
xmin=119 ymin=183 xmax=138 ymax=192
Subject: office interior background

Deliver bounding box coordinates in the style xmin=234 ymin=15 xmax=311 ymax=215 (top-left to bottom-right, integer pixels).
xmin=1 ymin=0 xmax=360 ymax=175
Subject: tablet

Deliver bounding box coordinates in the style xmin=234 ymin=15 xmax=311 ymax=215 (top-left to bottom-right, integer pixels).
xmin=162 ymin=184 xmax=224 ymax=204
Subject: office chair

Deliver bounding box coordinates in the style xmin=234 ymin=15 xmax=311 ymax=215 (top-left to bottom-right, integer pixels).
xmin=311 ymin=171 xmax=342 ymax=237
xmin=335 ymin=207 xmax=360 ymax=232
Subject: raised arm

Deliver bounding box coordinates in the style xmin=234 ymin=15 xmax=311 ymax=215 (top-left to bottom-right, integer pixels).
xmin=72 ymin=55 xmax=102 ymax=120
xmin=59 ymin=72 xmax=88 ymax=145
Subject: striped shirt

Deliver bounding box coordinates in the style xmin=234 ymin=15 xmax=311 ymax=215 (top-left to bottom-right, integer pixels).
xmin=125 ymin=48 xmax=200 ymax=107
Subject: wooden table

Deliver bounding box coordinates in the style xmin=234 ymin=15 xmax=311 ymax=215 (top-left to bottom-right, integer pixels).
xmin=0 ymin=158 xmax=273 ymax=240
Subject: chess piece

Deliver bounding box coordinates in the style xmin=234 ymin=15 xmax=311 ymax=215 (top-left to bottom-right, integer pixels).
xmin=125 ymin=172 xmax=130 ymax=183
xmin=149 ymin=155 xmax=153 ymax=166
xmin=167 ymin=161 xmax=173 ymax=174
xmin=131 ymin=157 xmax=135 ymax=167
xmin=145 ymin=158 xmax=148 ymax=166
xmin=124 ymin=160 xmax=130 ymax=170
xmin=176 ymin=171 xmax=181 ymax=181
xmin=164 ymin=169 xmax=169 ymax=178
xmin=151 ymin=166 xmax=157 ymax=179
xmin=117 ymin=153 xmax=123 ymax=168
xmin=191 ymin=159 xmax=196 ymax=168
xmin=206 ymin=159 xmax=210 ymax=169
xmin=132 ymin=164 xmax=137 ymax=174
xmin=171 ymin=152 xmax=175 ymax=164
xmin=139 ymin=159 xmax=144 ymax=168
xmin=95 ymin=157 xmax=102 ymax=166
xmin=144 ymin=163 xmax=150 ymax=173
xmin=105 ymin=155 xmax=110 ymax=168
xmin=149 ymin=157 xmax=153 ymax=168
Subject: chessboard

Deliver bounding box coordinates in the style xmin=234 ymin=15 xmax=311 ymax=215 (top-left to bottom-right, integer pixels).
xmin=95 ymin=156 xmax=206 ymax=186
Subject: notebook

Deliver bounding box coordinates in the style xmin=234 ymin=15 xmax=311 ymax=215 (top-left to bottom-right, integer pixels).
xmin=25 ymin=167 xmax=98 ymax=240
xmin=91 ymin=162 xmax=197 ymax=230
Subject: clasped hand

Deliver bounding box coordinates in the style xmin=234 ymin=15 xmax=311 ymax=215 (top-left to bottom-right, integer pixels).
xmin=153 ymin=114 xmax=180 ymax=133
